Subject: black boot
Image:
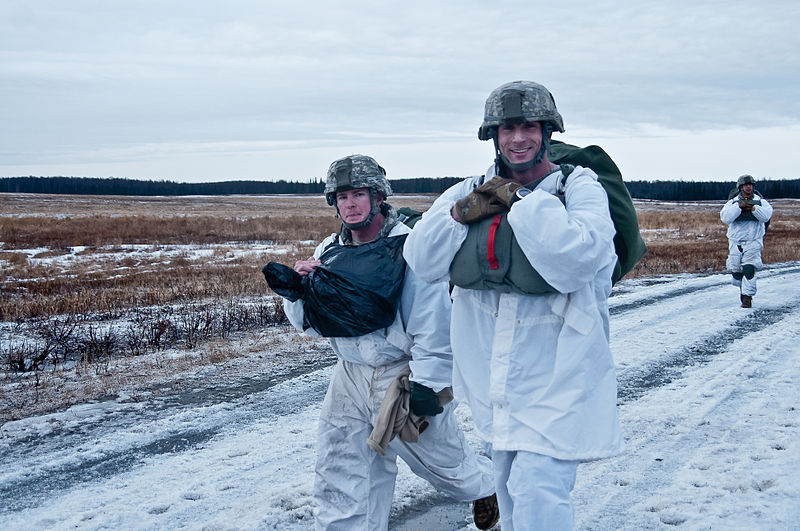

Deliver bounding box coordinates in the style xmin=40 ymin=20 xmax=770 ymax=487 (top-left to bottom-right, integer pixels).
xmin=472 ymin=493 xmax=500 ymax=530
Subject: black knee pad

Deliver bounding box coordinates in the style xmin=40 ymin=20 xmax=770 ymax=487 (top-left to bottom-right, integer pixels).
xmin=742 ymin=264 xmax=756 ymax=279
xmin=732 ymin=272 xmax=743 ymax=281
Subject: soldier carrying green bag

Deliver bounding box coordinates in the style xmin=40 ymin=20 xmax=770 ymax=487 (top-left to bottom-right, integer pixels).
xmin=404 ymin=80 xmax=644 ymax=530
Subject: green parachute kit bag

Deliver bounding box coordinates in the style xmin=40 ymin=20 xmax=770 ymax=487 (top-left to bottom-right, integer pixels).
xmin=450 ymin=140 xmax=646 ymax=291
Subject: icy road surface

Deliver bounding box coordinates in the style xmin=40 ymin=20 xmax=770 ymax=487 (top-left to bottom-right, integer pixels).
xmin=2 ymin=263 xmax=800 ymax=530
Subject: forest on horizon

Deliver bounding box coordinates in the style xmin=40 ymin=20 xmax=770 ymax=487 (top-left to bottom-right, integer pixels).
xmin=2 ymin=175 xmax=799 ymax=201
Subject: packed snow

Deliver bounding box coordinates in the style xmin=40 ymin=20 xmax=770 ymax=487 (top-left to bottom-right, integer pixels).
xmin=1 ymin=263 xmax=799 ymax=530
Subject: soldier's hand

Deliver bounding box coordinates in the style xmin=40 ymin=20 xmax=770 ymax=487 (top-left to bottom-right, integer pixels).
xmin=409 ymin=381 xmax=444 ymax=417
xmin=738 ymin=200 xmax=755 ymax=213
xmin=294 ymin=256 xmax=321 ymax=276
xmin=453 ymin=177 xmax=523 ymax=224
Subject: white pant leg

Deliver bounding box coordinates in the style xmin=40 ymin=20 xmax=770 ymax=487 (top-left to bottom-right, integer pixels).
xmin=492 ymin=450 xmax=515 ymax=530
xmin=314 ymin=360 xmax=398 ymax=531
xmin=742 ymin=240 xmax=764 ymax=270
xmin=390 ymin=401 xmax=495 ymax=502
xmin=726 ymin=240 xmax=743 ymax=275
xmin=492 ymin=450 xmax=579 ymax=531
xmin=741 ymin=240 xmax=764 ymax=296
xmin=741 ymin=273 xmax=757 ymax=297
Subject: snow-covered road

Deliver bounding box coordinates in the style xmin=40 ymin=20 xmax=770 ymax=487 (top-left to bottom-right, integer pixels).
xmin=2 ymin=263 xmax=799 ymax=530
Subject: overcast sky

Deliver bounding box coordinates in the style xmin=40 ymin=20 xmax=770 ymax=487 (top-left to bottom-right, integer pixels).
xmin=2 ymin=1 xmax=798 ymax=183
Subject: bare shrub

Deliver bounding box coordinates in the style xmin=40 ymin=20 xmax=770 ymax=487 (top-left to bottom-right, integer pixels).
xmin=124 ymin=320 xmax=148 ymax=357
xmin=79 ymin=323 xmax=118 ymax=367
xmin=261 ymin=296 xmax=287 ymax=325
xmin=35 ymin=314 xmax=79 ymax=365
xmin=4 ymin=340 xmax=44 ymax=373
xmin=148 ymin=316 xmax=174 ymax=351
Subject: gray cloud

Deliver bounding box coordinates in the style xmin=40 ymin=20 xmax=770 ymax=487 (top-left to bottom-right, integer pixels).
xmin=1 ymin=0 xmax=798 ymax=180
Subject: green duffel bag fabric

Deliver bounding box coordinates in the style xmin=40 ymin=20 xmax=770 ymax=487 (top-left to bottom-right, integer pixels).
xmin=550 ymin=140 xmax=647 ymax=284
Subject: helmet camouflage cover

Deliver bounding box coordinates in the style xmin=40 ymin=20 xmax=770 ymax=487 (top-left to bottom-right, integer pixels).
xmin=324 ymin=154 xmax=393 ymax=206
xmin=737 ymin=174 xmax=756 ymax=188
xmin=478 ymin=80 xmax=565 ymax=141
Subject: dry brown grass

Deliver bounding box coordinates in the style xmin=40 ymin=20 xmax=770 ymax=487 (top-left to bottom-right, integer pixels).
xmin=0 ymin=193 xmax=437 ymax=321
xmin=3 ymin=194 xmax=799 ymax=321
xmin=0 ymin=214 xmax=337 ymax=248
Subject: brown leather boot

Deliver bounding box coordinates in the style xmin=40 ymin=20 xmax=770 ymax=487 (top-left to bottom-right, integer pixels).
xmin=741 ymin=294 xmax=752 ymax=308
xmin=472 ymin=493 xmax=500 ymax=530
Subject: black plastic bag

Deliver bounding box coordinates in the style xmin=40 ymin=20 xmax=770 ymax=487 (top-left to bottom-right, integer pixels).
xmin=262 ymin=261 xmax=304 ymax=302
xmin=262 ymin=234 xmax=408 ymax=337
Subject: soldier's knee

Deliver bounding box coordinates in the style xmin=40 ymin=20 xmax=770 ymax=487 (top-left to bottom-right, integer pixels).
xmin=732 ymin=272 xmax=743 ymax=281
xmin=742 ymin=264 xmax=756 ymax=279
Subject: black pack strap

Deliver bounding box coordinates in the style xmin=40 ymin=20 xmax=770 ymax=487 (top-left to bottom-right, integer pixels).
xmin=556 ymin=164 xmax=575 ymax=204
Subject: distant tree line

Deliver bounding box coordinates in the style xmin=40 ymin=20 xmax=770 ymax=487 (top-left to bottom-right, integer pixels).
xmin=625 ymin=178 xmax=800 ymax=200
xmin=0 ymin=175 xmax=464 ymax=196
xmin=1 ymin=175 xmax=799 ymax=199
xmin=0 ymin=176 xmax=325 ymax=196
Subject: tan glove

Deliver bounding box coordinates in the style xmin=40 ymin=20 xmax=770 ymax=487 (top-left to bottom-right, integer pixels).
xmin=738 ymin=199 xmax=755 ymax=213
xmin=454 ymin=177 xmax=523 ymax=224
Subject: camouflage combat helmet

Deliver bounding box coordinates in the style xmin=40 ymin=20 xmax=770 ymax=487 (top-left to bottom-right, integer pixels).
xmin=324 ymin=154 xmax=392 ymax=206
xmin=478 ymin=80 xmax=565 ymax=141
xmin=324 ymin=154 xmax=392 ymax=230
xmin=737 ymin=174 xmax=756 ymax=188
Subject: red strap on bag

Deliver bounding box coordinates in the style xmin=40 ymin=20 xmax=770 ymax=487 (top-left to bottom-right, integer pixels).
xmin=487 ymin=214 xmax=502 ymax=270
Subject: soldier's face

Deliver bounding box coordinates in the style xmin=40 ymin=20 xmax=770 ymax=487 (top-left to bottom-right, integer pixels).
xmin=497 ymin=121 xmax=543 ymax=165
xmin=335 ymin=187 xmax=380 ymax=225
xmin=741 ymin=183 xmax=754 ymax=197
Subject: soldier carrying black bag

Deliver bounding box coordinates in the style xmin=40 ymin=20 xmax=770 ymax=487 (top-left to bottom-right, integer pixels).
xmin=263 ymin=154 xmax=498 ymax=530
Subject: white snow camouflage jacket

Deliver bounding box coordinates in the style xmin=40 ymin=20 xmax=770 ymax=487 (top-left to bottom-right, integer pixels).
xmin=720 ymin=193 xmax=773 ymax=244
xmin=403 ymin=164 xmax=625 ymax=460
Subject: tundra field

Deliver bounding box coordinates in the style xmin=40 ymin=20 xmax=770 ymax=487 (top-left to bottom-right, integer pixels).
xmin=1 ymin=192 xmax=799 ymax=422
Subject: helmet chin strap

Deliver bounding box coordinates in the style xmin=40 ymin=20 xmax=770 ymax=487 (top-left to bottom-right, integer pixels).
xmin=336 ymin=188 xmax=381 ymax=230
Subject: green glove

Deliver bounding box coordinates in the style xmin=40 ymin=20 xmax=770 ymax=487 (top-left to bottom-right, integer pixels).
xmin=409 ymin=381 xmax=444 ymax=417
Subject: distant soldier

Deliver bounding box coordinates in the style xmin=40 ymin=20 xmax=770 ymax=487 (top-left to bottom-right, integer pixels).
xmin=720 ymin=174 xmax=773 ymax=308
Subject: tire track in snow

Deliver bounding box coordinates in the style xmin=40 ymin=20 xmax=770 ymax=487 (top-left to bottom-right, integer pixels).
xmin=616 ymin=299 xmax=800 ymax=403
xmin=609 ymin=265 xmax=800 ymax=316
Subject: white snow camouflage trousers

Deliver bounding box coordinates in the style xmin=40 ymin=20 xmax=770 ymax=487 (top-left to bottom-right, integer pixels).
xmin=726 ymin=239 xmax=764 ymax=297
xmin=314 ymin=358 xmax=495 ymax=530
